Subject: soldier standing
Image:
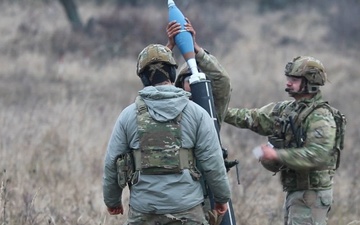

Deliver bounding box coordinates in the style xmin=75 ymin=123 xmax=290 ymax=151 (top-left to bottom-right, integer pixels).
xmin=225 ymin=56 xmax=345 ymax=225
xmin=102 ymin=44 xmax=231 ymax=225
xmin=166 ymin=18 xmax=236 ymax=224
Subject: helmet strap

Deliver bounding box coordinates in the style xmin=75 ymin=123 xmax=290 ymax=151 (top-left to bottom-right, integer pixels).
xmin=169 ymin=66 xmax=176 ymax=83
xmin=299 ymin=78 xmax=307 ymax=93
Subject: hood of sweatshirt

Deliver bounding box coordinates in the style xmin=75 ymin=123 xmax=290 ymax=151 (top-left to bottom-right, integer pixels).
xmin=138 ymin=85 xmax=191 ymax=122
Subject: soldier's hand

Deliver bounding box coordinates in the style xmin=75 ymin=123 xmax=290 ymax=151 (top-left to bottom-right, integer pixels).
xmin=107 ymin=205 xmax=123 ymax=215
xmin=208 ymin=208 xmax=225 ymax=225
xmin=214 ymin=202 xmax=228 ymax=215
xmin=184 ymin=18 xmax=201 ymax=53
xmin=166 ymin=21 xmax=181 ymax=50
xmin=260 ymin=144 xmax=278 ymax=161
xmin=184 ymin=18 xmax=196 ymax=40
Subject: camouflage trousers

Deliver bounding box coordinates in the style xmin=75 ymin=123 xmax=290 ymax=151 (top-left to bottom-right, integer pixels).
xmin=125 ymin=204 xmax=209 ymax=225
xmin=284 ymin=189 xmax=333 ymax=225
xmin=202 ymin=197 xmax=212 ymax=222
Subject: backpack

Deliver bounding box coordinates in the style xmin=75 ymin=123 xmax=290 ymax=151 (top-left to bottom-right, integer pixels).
xmin=297 ymin=101 xmax=346 ymax=169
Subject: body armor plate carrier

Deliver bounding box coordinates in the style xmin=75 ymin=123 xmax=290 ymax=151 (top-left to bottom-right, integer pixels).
xmin=134 ymin=96 xmax=199 ymax=177
xmin=266 ymin=101 xmax=346 ymax=191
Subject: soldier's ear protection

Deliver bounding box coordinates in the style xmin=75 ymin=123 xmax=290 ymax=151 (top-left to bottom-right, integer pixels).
xmin=139 ymin=73 xmax=152 ymax=87
xmin=169 ymin=66 xmax=177 ymax=83
xmin=139 ymin=65 xmax=177 ymax=87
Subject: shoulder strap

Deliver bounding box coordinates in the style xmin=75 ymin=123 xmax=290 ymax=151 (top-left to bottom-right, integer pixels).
xmin=135 ymin=96 xmax=147 ymax=115
xmin=296 ymin=101 xmax=328 ymax=125
xmin=272 ymin=101 xmax=283 ymax=117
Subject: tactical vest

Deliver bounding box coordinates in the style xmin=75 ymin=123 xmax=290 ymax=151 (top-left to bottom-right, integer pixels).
xmin=268 ymin=100 xmax=345 ymax=191
xmin=133 ymin=96 xmax=199 ymax=178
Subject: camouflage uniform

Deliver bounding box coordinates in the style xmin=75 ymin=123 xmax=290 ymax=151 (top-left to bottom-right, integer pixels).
xmin=225 ymin=56 xmax=342 ymax=225
xmin=175 ymin=48 xmax=232 ymax=127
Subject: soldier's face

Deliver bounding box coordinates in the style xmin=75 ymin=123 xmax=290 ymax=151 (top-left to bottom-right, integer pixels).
xmin=183 ymin=76 xmax=191 ymax=92
xmin=285 ymin=76 xmax=302 ymax=97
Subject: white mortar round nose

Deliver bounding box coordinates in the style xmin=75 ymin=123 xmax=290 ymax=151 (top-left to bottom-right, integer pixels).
xmin=168 ymin=0 xmax=175 ymax=7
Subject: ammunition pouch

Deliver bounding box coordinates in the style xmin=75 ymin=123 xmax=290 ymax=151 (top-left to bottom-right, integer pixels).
xmin=281 ymin=169 xmax=335 ymax=192
xmin=116 ymin=153 xmax=135 ymax=189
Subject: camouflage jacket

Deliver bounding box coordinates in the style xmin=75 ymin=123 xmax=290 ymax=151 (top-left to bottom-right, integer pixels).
xmin=225 ymin=92 xmax=337 ymax=191
xmin=175 ymin=48 xmax=232 ymax=128
xmin=103 ymin=85 xmax=230 ymax=213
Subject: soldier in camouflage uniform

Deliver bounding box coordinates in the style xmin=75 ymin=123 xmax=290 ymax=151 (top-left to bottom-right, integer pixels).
xmin=165 ymin=19 xmax=232 ymax=222
xmin=102 ymin=44 xmax=231 ymax=225
xmin=225 ymin=56 xmax=341 ymax=225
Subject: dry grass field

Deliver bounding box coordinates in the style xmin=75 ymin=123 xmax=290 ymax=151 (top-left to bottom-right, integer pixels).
xmin=0 ymin=1 xmax=359 ymax=224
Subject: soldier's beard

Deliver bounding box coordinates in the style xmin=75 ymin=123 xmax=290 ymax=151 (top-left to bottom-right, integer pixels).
xmin=285 ymin=88 xmax=295 ymax=94
xmin=286 ymin=88 xmax=306 ymax=99
xmin=285 ymin=88 xmax=298 ymax=97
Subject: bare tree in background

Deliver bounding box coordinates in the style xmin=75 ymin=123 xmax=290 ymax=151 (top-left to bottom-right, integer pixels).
xmin=57 ymin=0 xmax=140 ymax=33
xmin=58 ymin=0 xmax=83 ymax=31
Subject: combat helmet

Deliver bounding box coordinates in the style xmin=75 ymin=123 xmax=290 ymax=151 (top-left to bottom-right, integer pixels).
xmin=137 ymin=44 xmax=178 ymax=86
xmin=284 ymin=56 xmax=327 ymax=93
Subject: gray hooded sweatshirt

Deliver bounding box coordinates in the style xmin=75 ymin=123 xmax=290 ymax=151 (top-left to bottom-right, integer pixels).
xmin=103 ymin=85 xmax=230 ymax=214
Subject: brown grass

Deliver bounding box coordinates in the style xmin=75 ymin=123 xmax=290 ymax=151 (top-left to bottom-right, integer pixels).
xmin=0 ymin=1 xmax=359 ymax=225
